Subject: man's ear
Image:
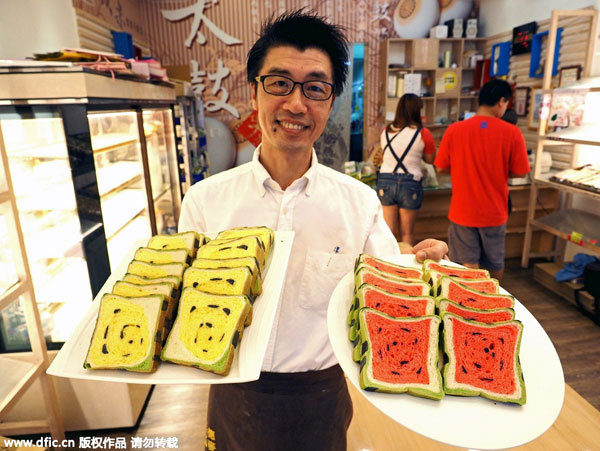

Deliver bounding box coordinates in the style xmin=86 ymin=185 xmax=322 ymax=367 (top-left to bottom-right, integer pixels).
xmin=250 ymin=82 xmax=258 ymax=110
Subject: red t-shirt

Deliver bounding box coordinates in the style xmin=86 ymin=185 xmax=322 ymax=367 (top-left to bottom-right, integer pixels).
xmin=434 ymin=116 xmax=530 ymax=227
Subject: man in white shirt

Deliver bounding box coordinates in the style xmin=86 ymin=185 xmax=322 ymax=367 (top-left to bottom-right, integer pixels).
xmin=178 ymin=9 xmax=448 ymax=451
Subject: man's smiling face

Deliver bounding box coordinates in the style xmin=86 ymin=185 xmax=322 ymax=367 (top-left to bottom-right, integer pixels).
xmin=251 ymin=45 xmax=334 ymax=156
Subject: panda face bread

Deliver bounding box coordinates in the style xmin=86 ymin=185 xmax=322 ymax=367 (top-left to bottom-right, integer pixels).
xmin=161 ymin=288 xmax=251 ymax=375
xmin=84 ymin=294 xmax=166 ymax=372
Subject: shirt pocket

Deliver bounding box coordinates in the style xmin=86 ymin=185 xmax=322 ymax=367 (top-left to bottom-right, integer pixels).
xmin=299 ymin=249 xmax=355 ymax=311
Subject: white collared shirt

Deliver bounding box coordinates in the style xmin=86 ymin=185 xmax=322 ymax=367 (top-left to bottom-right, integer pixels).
xmin=178 ymin=146 xmax=399 ymax=372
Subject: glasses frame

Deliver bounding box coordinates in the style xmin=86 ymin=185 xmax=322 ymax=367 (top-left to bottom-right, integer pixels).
xmin=254 ymin=75 xmax=335 ymax=101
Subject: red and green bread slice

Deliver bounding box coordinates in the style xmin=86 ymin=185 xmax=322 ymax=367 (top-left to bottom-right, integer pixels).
xmin=354 ymin=267 xmax=431 ymax=298
xmin=430 ymin=272 xmax=499 ymax=296
xmin=355 ymin=254 xmax=424 ymax=280
xmin=358 ymin=309 xmax=444 ymax=400
xmin=422 ymin=259 xmax=490 ymax=286
xmin=438 ymin=299 xmax=515 ymax=324
xmin=437 ymin=278 xmax=514 ymax=310
xmin=441 ymin=312 xmax=526 ymax=405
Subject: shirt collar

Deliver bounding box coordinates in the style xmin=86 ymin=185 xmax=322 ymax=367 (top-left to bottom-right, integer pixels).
xmin=251 ymin=145 xmax=319 ymax=197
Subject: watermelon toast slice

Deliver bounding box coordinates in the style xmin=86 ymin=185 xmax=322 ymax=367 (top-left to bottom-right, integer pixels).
xmin=354 ymin=267 xmax=431 ymax=298
xmin=348 ymin=284 xmax=435 ymax=341
xmin=422 ymin=259 xmax=490 ymax=285
xmin=355 ymin=254 xmax=424 ymax=280
xmin=430 ymin=272 xmax=499 ymax=296
xmin=438 ymin=299 xmax=515 ymax=324
xmin=441 ymin=312 xmax=526 ymax=405
xmin=438 ymin=277 xmax=514 ymax=309
xmin=358 ymin=308 xmax=444 ymax=400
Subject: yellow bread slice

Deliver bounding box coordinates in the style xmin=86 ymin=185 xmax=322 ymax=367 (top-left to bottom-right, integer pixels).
xmin=112 ymin=280 xmax=179 ymax=338
xmin=133 ymin=247 xmax=190 ymax=265
xmin=182 ymin=267 xmax=255 ymax=299
xmin=197 ymin=236 xmax=266 ymax=271
xmin=127 ymin=261 xmax=186 ymax=280
xmin=122 ymin=273 xmax=181 ymax=289
xmin=191 ymin=257 xmax=263 ymax=296
xmin=147 ymin=231 xmax=204 ymax=258
xmin=161 ymin=288 xmax=251 ymax=376
xmin=84 ymin=294 xmax=167 ymax=372
xmin=215 ymin=226 xmax=274 ymax=257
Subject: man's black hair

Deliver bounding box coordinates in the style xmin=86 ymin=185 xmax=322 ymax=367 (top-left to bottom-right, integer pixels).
xmin=247 ymin=9 xmax=349 ymax=97
xmin=478 ymin=79 xmax=513 ymax=107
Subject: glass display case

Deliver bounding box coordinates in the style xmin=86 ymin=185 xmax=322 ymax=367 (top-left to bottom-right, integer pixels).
xmin=143 ymin=108 xmax=181 ymax=234
xmin=0 ymin=112 xmax=94 ymax=350
xmin=89 ymin=111 xmax=152 ymax=270
xmin=0 ymin=67 xmax=179 ymax=353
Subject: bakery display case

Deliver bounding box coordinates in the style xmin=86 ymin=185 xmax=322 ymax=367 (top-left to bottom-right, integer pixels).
xmin=89 ymin=110 xmax=152 ymax=271
xmin=0 ymin=112 xmax=94 ymax=351
xmin=0 ymin=66 xmax=179 ymax=354
xmin=142 ymin=108 xmax=181 ymax=233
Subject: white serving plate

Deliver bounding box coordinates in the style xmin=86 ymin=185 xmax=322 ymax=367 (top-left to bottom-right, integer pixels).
xmin=327 ymin=255 xmax=564 ymax=450
xmin=47 ymin=230 xmax=294 ymax=384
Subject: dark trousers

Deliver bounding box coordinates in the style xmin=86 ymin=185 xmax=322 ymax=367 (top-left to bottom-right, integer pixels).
xmin=205 ymin=365 xmax=353 ymax=451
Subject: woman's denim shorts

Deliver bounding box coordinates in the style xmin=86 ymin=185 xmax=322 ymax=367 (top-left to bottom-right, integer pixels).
xmin=376 ymin=173 xmax=424 ymax=210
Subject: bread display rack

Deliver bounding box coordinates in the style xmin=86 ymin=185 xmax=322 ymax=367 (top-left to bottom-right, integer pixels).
xmin=0 ymin=126 xmax=64 ymax=441
xmin=522 ymin=9 xmax=600 ymax=267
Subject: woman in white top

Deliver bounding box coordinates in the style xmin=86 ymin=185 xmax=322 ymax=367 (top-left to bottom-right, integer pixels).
xmin=377 ymin=93 xmax=436 ymax=244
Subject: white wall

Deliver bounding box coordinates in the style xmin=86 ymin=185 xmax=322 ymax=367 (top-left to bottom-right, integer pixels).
xmin=0 ymin=0 xmax=79 ymax=59
xmin=479 ymin=0 xmax=600 ymax=37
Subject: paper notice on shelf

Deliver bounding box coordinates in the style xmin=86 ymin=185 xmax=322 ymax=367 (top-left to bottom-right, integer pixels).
xmin=404 ymin=73 xmax=421 ymax=95
xmin=435 ymin=77 xmax=445 ymax=94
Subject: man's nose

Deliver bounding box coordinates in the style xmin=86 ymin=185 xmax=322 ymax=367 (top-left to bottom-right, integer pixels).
xmin=282 ymin=84 xmax=308 ymax=114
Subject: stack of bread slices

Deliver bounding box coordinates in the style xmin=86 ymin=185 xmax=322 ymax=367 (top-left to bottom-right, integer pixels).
xmin=348 ymin=255 xmax=526 ymax=405
xmin=85 ymin=226 xmax=274 ymax=377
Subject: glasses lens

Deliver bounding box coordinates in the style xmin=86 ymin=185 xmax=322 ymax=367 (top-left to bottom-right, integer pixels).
xmin=262 ymin=75 xmax=293 ymax=95
xmin=303 ymin=81 xmax=333 ymax=100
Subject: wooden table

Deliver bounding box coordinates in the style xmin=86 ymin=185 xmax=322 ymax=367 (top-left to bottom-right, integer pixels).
xmin=347 ymin=382 xmax=600 ymax=450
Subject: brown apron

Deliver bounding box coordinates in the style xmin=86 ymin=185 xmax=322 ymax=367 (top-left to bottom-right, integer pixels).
xmin=205 ymin=365 xmax=353 ymax=451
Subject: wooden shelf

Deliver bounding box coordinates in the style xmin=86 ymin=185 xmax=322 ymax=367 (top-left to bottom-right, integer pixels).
xmin=530 ymin=209 xmax=600 ymax=254
xmin=534 ymin=174 xmax=600 ymax=201
xmin=533 ymin=262 xmax=595 ymax=306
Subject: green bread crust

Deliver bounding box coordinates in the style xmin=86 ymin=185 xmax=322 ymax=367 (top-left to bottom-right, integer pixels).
xmin=84 ymin=294 xmax=166 ymax=373
xmin=348 ymin=283 xmax=435 ymax=342
xmin=441 ymin=312 xmax=526 ymax=405
xmin=430 ymin=272 xmax=500 ymax=296
xmin=438 ymin=299 xmax=515 ymax=323
xmin=127 ymin=261 xmax=186 ymax=280
xmin=215 ymin=226 xmax=275 ymax=257
xmin=358 ymin=309 xmax=444 ymax=400
xmin=161 ymin=288 xmax=250 ymax=376
xmin=191 ymin=256 xmax=263 ymax=296
xmin=198 ymin=236 xmax=267 ymax=272
xmin=354 ymin=254 xmax=425 ymax=280
xmin=147 ymin=231 xmax=202 ymax=257
xmin=422 ymin=259 xmax=491 ymax=285
xmin=134 ymin=247 xmax=190 ymax=265
xmin=354 ymin=267 xmax=431 ymax=297
xmin=437 ymin=278 xmax=515 ymax=309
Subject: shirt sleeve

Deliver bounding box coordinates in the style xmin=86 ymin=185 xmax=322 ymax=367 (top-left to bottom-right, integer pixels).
xmin=509 ymin=127 xmax=530 ymax=175
xmin=177 ymin=186 xmax=206 ymax=233
xmin=363 ymin=193 xmax=401 ymax=258
xmin=434 ymin=126 xmax=452 ymax=169
xmin=421 ymin=128 xmax=436 ymax=155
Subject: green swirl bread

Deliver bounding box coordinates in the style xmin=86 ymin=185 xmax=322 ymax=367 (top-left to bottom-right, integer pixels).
xmin=147 ymin=231 xmax=204 ymax=258
xmin=215 ymin=226 xmax=274 ymax=257
xmin=196 ymin=236 xmax=267 ymax=271
xmin=133 ymin=247 xmax=190 ymax=265
xmin=84 ymin=293 xmax=167 ymax=372
xmin=191 ymin=257 xmax=263 ymax=296
xmin=161 ymin=288 xmax=251 ymax=376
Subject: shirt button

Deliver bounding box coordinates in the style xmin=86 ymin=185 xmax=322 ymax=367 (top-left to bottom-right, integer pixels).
xmin=283 ymin=208 xmax=288 ymax=214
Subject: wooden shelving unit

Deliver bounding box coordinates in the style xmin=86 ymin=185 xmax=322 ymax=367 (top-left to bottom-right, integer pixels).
xmin=379 ymin=37 xmax=486 ymax=140
xmin=521 ymin=9 xmax=600 ymax=268
xmin=0 ymin=125 xmax=64 ymax=440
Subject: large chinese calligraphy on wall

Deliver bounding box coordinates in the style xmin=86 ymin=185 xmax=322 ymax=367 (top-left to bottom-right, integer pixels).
xmin=142 ymin=0 xmax=400 ymax=157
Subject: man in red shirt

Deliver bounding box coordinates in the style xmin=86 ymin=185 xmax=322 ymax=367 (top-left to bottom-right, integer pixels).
xmin=434 ymin=79 xmax=530 ymax=280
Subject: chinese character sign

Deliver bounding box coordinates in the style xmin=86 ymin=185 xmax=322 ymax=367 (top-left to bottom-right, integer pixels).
xmin=161 ymin=0 xmax=242 ymax=48
xmin=191 ymin=59 xmax=240 ymax=118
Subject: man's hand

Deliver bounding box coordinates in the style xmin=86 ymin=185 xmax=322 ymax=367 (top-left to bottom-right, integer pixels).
xmin=404 ymin=239 xmax=448 ymax=263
